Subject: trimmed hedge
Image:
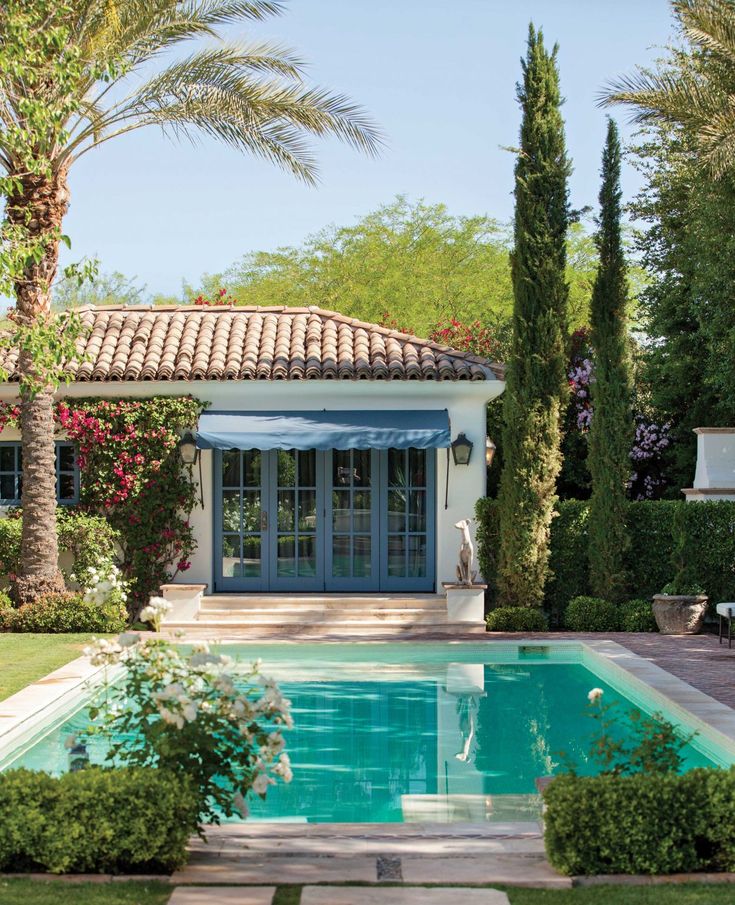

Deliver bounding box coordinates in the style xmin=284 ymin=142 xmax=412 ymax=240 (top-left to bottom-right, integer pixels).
xmin=564 ymin=596 xmax=620 ymax=632
xmin=486 ymin=606 xmax=548 ymax=632
xmin=0 ymin=591 xmax=127 ymax=633
xmin=0 ymin=767 xmax=198 ymax=873
xmin=476 ymin=498 xmax=735 ymax=623
xmin=619 ymin=598 xmax=658 ymax=632
xmin=544 ymin=769 xmax=735 ymax=876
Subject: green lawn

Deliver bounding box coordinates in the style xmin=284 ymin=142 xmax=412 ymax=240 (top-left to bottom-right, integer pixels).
xmin=0 ymin=880 xmax=170 ymax=905
xmin=0 ymin=633 xmax=101 ymax=701
xmin=2 ymin=883 xmax=732 ymax=905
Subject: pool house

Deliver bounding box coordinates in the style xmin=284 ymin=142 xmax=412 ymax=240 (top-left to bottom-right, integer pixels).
xmin=0 ymin=305 xmax=504 ymax=622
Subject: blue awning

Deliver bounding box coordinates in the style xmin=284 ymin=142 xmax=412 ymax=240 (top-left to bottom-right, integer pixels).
xmin=196 ymin=410 xmax=451 ymax=451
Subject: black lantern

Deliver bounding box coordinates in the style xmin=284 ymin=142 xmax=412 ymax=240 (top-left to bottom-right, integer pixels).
xmin=485 ymin=437 xmax=497 ymax=467
xmin=451 ymin=432 xmax=474 ymax=466
xmin=178 ymin=430 xmax=198 ymax=465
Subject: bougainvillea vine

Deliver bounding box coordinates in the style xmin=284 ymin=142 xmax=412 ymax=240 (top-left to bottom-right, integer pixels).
xmin=0 ymin=396 xmax=205 ymax=614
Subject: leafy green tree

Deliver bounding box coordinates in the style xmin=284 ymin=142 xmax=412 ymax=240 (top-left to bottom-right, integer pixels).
xmin=53 ymin=270 xmax=146 ymax=310
xmin=587 ymin=120 xmax=633 ymax=602
xmin=193 ymin=196 xmax=611 ymax=339
xmin=193 ymin=196 xmax=514 ymax=336
xmin=496 ymin=24 xmax=570 ymax=609
xmin=0 ymin=0 xmax=379 ymax=601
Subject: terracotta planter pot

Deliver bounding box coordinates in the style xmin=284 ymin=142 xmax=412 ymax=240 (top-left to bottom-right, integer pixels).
xmin=651 ymin=594 xmax=708 ymax=635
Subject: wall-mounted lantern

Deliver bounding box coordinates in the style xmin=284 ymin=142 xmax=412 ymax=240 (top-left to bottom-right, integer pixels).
xmin=485 ymin=437 xmax=497 ymax=468
xmin=178 ymin=429 xmax=203 ymax=507
xmin=451 ymin=432 xmax=474 ymax=466
xmin=177 ymin=430 xmax=199 ymax=465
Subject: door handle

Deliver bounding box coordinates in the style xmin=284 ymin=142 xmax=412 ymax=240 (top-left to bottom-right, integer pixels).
xmin=260 ymin=510 xmax=268 ymax=532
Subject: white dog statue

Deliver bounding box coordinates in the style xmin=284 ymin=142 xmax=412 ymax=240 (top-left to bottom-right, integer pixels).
xmin=454 ymin=518 xmax=477 ymax=586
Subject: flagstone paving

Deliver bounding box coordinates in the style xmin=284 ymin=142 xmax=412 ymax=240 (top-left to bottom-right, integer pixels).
xmin=300 ymin=888 xmax=510 ymax=905
xmin=168 ymin=888 xmax=275 ymax=904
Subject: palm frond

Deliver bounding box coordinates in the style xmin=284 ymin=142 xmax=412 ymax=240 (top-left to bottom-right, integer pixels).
xmin=674 ymin=0 xmax=735 ymax=67
xmin=1 ymin=0 xmax=381 ymax=185
xmin=68 ymin=43 xmax=382 ymax=179
xmin=600 ymin=0 xmax=735 ymax=177
xmin=601 ymin=69 xmax=726 ymax=125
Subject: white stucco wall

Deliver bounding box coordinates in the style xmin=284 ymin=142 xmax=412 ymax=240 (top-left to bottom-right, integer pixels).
xmin=0 ymin=378 xmax=503 ymax=593
xmin=691 ymin=428 xmax=735 ymax=492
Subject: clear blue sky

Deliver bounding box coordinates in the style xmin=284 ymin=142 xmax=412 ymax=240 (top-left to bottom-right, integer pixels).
xmin=59 ymin=0 xmax=674 ymax=298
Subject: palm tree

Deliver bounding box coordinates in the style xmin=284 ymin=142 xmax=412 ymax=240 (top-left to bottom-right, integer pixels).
xmin=602 ymin=0 xmax=735 ymax=178
xmin=0 ymin=0 xmax=380 ymax=603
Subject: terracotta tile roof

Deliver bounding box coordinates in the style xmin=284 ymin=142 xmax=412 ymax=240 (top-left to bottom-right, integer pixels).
xmin=0 ymin=306 xmax=504 ymax=383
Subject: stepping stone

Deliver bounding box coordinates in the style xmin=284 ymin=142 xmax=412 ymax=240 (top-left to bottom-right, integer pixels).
xmin=168 ymin=887 xmax=275 ymax=905
xmin=172 ymin=855 xmax=376 ymax=885
xmin=300 ymin=889 xmax=510 ymax=905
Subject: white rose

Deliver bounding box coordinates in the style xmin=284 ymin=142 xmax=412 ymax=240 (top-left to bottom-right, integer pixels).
xmin=588 ymin=687 xmax=604 ymax=703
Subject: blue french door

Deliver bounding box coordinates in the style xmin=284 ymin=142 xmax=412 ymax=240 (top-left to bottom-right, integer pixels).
xmin=214 ymin=448 xmax=435 ymax=592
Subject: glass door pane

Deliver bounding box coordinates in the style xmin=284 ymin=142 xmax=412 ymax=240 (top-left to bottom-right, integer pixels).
xmin=327 ymin=449 xmax=375 ymax=587
xmin=218 ymin=449 xmax=265 ymax=587
xmin=381 ymin=448 xmax=434 ymax=590
xmin=273 ymin=449 xmax=320 ymax=583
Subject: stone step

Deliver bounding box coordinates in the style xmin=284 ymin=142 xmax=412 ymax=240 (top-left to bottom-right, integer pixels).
xmin=166 ymin=620 xmax=486 ymax=634
xmin=200 ymin=595 xmax=446 ymax=611
xmin=197 ymin=608 xmax=450 ymax=624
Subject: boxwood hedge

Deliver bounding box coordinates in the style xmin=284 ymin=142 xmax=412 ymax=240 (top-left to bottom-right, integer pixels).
xmin=476 ymin=498 xmax=735 ymax=624
xmin=0 ymin=767 xmax=198 ymax=873
xmin=544 ymin=769 xmax=735 ymax=875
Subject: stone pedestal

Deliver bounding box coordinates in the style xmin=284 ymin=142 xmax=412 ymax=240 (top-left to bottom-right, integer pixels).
xmin=442 ymin=583 xmax=487 ymax=623
xmin=160 ymin=583 xmax=207 ymax=623
xmin=684 ymin=428 xmax=735 ymax=501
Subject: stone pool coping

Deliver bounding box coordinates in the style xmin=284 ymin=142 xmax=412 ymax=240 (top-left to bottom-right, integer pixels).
xmin=0 ymin=653 xmax=111 ymax=766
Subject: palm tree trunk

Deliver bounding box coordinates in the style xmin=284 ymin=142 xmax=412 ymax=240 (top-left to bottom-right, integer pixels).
xmin=7 ymin=165 xmax=70 ymax=604
xmin=14 ymin=377 xmax=65 ymax=604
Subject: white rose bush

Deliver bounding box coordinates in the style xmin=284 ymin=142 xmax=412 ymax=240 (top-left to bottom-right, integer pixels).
xmin=82 ymin=636 xmax=293 ymax=827
xmin=562 ymin=687 xmax=695 ymax=778
xmin=82 ymin=561 xmax=129 ymax=607
xmin=140 ymin=595 xmax=172 ymax=632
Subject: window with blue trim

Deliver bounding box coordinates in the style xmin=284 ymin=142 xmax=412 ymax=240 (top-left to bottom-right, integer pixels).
xmin=0 ymin=442 xmax=79 ymax=505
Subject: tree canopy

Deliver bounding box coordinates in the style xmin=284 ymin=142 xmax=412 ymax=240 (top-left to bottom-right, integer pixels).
xmin=185 ymin=196 xmax=617 ymax=338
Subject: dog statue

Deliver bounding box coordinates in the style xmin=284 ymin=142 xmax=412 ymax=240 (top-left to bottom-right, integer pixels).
xmin=454 ymin=518 xmax=477 ymax=586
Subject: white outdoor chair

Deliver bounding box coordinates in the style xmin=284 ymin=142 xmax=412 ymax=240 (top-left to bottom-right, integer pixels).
xmin=717 ymin=602 xmax=735 ymax=648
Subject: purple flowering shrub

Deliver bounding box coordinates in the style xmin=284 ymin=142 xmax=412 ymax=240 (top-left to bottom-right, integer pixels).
xmin=628 ymin=417 xmax=671 ymax=500
xmin=563 ymin=330 xmax=671 ymax=500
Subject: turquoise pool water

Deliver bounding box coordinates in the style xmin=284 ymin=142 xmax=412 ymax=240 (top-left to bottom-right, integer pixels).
xmin=4 ymin=643 xmax=731 ymax=823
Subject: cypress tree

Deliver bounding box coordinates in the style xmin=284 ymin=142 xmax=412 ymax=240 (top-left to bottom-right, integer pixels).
xmin=497 ymin=25 xmax=570 ymax=609
xmin=588 ymin=118 xmax=633 ymax=601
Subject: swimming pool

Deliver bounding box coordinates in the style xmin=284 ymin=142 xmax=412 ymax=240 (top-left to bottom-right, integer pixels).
xmin=2 ymin=641 xmax=734 ymax=823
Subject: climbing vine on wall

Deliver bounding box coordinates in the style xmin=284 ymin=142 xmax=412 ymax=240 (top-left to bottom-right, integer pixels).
xmin=0 ymin=396 xmax=205 ymax=613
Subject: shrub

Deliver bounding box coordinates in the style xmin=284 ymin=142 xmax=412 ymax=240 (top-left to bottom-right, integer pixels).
xmin=0 ymin=508 xmax=120 ymax=589
xmin=564 ymin=596 xmax=620 ymax=632
xmin=544 ymin=769 xmax=735 ymax=876
xmin=85 ymin=636 xmax=293 ymax=824
xmin=475 ymin=497 xmax=499 ymax=600
xmin=0 ymin=591 xmax=126 ymax=633
xmin=619 ymin=598 xmax=657 ymax=632
xmin=0 ymin=766 xmax=198 ymax=873
xmin=475 ymin=499 xmax=735 ymax=616
xmin=546 ymin=500 xmax=589 ymax=626
xmin=485 ymin=606 xmax=548 ymax=632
